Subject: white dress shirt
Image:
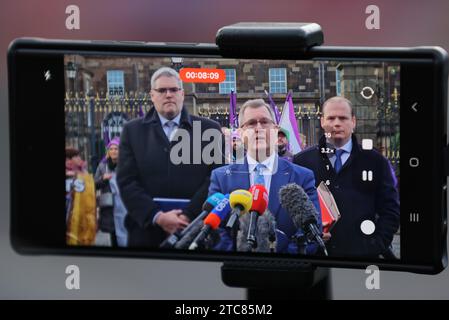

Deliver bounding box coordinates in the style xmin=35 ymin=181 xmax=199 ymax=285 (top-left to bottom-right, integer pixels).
xmin=158 ymin=112 xmax=181 ymax=141
xmin=247 ymin=152 xmax=277 ymax=196
xmin=328 ymin=138 xmax=353 ymax=168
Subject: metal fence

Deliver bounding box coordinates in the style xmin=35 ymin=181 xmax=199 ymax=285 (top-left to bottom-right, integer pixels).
xmin=65 ymin=91 xmax=399 ymax=176
xmin=65 ymin=91 xmax=151 ymax=172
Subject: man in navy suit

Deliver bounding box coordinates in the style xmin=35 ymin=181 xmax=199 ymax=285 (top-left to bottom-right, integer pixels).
xmin=208 ymin=99 xmax=322 ymax=254
xmin=294 ymin=96 xmax=400 ymax=258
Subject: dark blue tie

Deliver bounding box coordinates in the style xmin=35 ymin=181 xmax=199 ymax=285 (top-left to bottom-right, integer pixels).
xmin=334 ymin=149 xmax=345 ymax=173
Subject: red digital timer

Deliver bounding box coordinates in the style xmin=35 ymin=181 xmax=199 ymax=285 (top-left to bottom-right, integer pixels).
xmin=179 ymin=68 xmax=226 ymax=83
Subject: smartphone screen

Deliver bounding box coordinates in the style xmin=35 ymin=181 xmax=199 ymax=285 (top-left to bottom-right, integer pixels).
xmin=8 ymin=40 xmax=448 ymax=273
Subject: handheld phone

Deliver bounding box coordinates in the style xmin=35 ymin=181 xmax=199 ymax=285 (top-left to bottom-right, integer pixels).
xmin=7 ymin=34 xmax=448 ymax=274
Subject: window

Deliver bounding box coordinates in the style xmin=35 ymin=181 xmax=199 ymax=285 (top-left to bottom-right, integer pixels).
xmin=219 ymin=69 xmax=236 ymax=94
xmin=269 ymin=68 xmax=287 ymax=93
xmin=336 ymin=68 xmax=342 ymax=96
xmin=107 ymin=70 xmax=125 ymax=96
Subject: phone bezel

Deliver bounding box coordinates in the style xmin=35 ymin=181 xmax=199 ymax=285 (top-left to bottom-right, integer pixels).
xmin=7 ymin=38 xmax=448 ymax=274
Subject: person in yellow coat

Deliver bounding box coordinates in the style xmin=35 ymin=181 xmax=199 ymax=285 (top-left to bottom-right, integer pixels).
xmin=65 ymin=147 xmax=97 ymax=245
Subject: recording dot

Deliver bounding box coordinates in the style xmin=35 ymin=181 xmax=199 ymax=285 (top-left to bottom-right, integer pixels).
xmin=362 ymin=139 xmax=373 ymax=150
xmin=360 ymin=220 xmax=375 ymax=235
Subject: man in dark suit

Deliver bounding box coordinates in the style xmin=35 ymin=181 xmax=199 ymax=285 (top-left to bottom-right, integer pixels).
xmin=117 ymin=67 xmax=223 ymax=247
xmin=294 ymin=96 xmax=399 ymax=258
xmin=208 ymin=99 xmax=322 ymax=254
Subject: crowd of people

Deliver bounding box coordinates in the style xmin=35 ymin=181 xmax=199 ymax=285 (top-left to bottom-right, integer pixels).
xmin=66 ymin=138 xmax=128 ymax=247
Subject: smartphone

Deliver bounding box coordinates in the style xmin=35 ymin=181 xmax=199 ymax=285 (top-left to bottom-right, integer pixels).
xmin=7 ymin=37 xmax=448 ymax=274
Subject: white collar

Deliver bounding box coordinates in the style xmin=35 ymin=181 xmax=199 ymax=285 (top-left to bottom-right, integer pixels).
xmin=329 ymin=138 xmax=353 ymax=157
xmin=337 ymin=138 xmax=353 ymax=154
xmin=247 ymin=152 xmax=277 ymax=174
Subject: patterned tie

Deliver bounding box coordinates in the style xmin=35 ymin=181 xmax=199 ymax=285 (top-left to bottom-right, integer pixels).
xmin=164 ymin=120 xmax=177 ymax=141
xmin=334 ymin=149 xmax=345 ymax=173
xmin=254 ymin=163 xmax=266 ymax=186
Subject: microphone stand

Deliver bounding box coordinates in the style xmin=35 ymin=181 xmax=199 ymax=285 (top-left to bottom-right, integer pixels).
xmin=217 ymin=21 xmax=332 ymax=300
xmin=293 ymin=230 xmax=308 ymax=255
xmin=230 ymin=219 xmax=239 ymax=252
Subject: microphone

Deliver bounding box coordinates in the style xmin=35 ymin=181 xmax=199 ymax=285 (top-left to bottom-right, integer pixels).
xmin=174 ymin=220 xmax=203 ymax=249
xmin=225 ymin=190 xmax=253 ymax=229
xmin=279 ymin=183 xmax=328 ymax=256
xmin=174 ymin=194 xmax=227 ymax=250
xmin=247 ymin=184 xmax=269 ymax=248
xmin=237 ymin=209 xmax=277 ymax=252
xmin=160 ymin=192 xmax=225 ymax=249
xmin=189 ymin=196 xmax=231 ymax=250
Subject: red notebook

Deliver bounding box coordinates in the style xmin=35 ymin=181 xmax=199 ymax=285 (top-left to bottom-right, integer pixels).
xmin=317 ymin=181 xmax=341 ymax=233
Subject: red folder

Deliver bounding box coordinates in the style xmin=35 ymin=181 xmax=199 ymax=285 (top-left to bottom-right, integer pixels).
xmin=317 ymin=181 xmax=341 ymax=233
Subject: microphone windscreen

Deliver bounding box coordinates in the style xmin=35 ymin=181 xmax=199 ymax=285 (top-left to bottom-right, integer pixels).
xmin=279 ymin=183 xmax=319 ymax=228
xmin=236 ymin=209 xmax=277 ymax=253
xmin=236 ymin=212 xmax=252 ymax=252
xmin=255 ymin=209 xmax=277 ymax=252
xmin=208 ymin=196 xmax=231 ymax=226
xmin=205 ymin=192 xmax=225 ymax=211
xmin=204 ymin=213 xmax=221 ymax=229
xmin=249 ymin=184 xmax=269 ymax=215
xmin=229 ymin=189 xmax=253 ymax=213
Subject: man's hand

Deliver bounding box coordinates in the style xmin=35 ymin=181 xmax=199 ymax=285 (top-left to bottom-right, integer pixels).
xmin=178 ymin=214 xmax=191 ymax=224
xmin=155 ymin=209 xmax=189 ymax=234
xmin=322 ymin=232 xmax=331 ymax=242
xmin=322 ymin=222 xmax=332 ymax=242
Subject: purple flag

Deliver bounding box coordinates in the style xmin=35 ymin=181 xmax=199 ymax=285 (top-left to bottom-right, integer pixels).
xmin=229 ymin=90 xmax=238 ymax=129
xmin=138 ymin=103 xmax=145 ymax=118
xmin=264 ymin=90 xmax=281 ymax=124
xmin=279 ymin=92 xmax=303 ymax=154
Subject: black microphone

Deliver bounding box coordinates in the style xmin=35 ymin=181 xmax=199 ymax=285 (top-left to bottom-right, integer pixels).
xmin=189 ymin=197 xmax=231 ymax=250
xmin=174 ymin=220 xmax=204 ymax=249
xmin=246 ymin=185 xmax=269 ymax=248
xmin=237 ymin=209 xmax=277 ymax=253
xmin=236 ymin=212 xmax=251 ymax=252
xmin=160 ymin=192 xmax=225 ymax=249
xmin=279 ymin=183 xmax=328 ymax=256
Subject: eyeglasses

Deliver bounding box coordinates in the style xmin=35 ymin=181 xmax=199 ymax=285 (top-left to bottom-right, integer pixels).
xmin=240 ymin=118 xmax=276 ymax=129
xmin=152 ymin=87 xmax=182 ymax=94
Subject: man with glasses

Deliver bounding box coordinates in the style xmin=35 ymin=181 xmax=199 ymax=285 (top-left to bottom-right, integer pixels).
xmin=208 ymin=99 xmax=322 ymax=254
xmin=117 ymin=67 xmax=223 ymax=247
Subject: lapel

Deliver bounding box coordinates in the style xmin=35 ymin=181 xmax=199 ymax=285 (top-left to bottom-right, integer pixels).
xmin=142 ymin=107 xmax=170 ymax=146
xmin=268 ymin=156 xmax=292 ymax=219
xmin=227 ymin=160 xmax=251 ymax=191
xmin=338 ymin=135 xmax=360 ymax=174
xmin=318 ymin=134 xmax=359 ymax=176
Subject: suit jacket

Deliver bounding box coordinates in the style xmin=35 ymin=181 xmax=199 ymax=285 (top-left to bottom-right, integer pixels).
xmin=117 ymin=106 xmax=223 ymax=247
xmin=294 ymin=135 xmax=400 ymax=258
xmin=208 ymin=155 xmax=322 ymax=254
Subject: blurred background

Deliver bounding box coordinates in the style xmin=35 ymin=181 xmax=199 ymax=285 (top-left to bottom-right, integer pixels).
xmin=0 ymin=0 xmax=448 ymax=299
